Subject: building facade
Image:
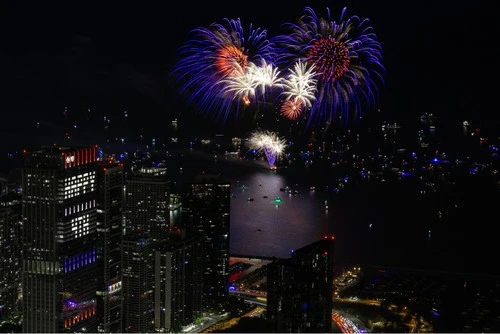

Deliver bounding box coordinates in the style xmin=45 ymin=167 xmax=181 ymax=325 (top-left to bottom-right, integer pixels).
xmin=181 ymin=173 xmax=231 ymax=311
xmin=0 ymin=203 xmax=22 ymax=321
xmin=95 ymin=162 xmax=123 ymax=332
xmin=122 ymin=237 xmax=154 ymax=333
xmin=267 ymin=236 xmax=335 ymax=333
xmin=154 ymin=227 xmax=204 ymax=332
xmin=123 ymin=166 xmax=170 ymax=238
xmin=21 ymin=146 xmax=99 ymax=332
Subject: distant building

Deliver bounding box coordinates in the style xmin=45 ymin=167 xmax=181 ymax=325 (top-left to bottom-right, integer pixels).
xmin=21 ymin=146 xmax=99 ymax=332
xmin=122 ymin=237 xmax=154 ymax=333
xmin=124 ymin=166 xmax=170 ymax=237
xmin=181 ymin=173 xmax=231 ymax=310
xmin=95 ymin=162 xmax=124 ymax=332
xmin=0 ymin=203 xmax=22 ymax=321
xmin=267 ymin=236 xmax=335 ymax=333
xmin=154 ymin=227 xmax=204 ymax=332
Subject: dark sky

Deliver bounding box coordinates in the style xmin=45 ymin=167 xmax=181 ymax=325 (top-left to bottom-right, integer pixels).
xmin=1 ymin=1 xmax=498 ymax=134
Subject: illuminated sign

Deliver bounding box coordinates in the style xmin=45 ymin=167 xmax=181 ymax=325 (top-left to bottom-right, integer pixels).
xmin=63 ymin=146 xmax=98 ymax=168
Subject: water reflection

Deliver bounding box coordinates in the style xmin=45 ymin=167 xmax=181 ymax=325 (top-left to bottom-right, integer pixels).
xmin=230 ymin=171 xmax=328 ymax=258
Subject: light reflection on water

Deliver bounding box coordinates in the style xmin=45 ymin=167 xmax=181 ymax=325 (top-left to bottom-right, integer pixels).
xmin=229 ymin=171 xmax=328 ymax=259
xmin=169 ymin=150 xmax=485 ymax=274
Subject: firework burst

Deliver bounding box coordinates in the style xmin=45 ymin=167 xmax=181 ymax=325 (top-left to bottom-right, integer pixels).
xmin=246 ymin=130 xmax=287 ymax=167
xmin=171 ymin=17 xmax=277 ymax=124
xmin=273 ymin=6 xmax=385 ymax=128
xmin=279 ymin=60 xmax=318 ymax=120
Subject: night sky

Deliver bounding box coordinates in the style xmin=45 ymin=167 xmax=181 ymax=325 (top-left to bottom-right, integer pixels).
xmin=1 ymin=1 xmax=498 ymax=135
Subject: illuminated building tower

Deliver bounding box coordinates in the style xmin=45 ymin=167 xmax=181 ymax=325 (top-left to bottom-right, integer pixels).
xmin=266 ymin=236 xmax=335 ymax=333
xmin=21 ymin=146 xmax=99 ymax=333
xmin=153 ymin=227 xmax=204 ymax=332
xmin=0 ymin=201 xmax=22 ymax=321
xmin=124 ymin=166 xmax=170 ymax=238
xmin=122 ymin=237 xmax=154 ymax=333
xmin=181 ymin=173 xmax=231 ymax=310
xmin=95 ymin=161 xmax=123 ymax=333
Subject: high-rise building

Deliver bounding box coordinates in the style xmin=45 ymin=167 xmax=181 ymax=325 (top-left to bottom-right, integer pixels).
xmin=0 ymin=202 xmax=22 ymax=321
xmin=124 ymin=166 xmax=170 ymax=238
xmin=266 ymin=236 xmax=335 ymax=333
xmin=95 ymin=162 xmax=123 ymax=332
xmin=154 ymin=227 xmax=204 ymax=332
xmin=122 ymin=237 xmax=154 ymax=333
xmin=181 ymin=173 xmax=231 ymax=310
xmin=21 ymin=146 xmax=99 ymax=332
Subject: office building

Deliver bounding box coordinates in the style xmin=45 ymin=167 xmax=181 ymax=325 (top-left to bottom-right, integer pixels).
xmin=181 ymin=173 xmax=231 ymax=310
xmin=124 ymin=166 xmax=170 ymax=238
xmin=95 ymin=162 xmax=123 ymax=332
xmin=122 ymin=237 xmax=154 ymax=333
xmin=21 ymin=146 xmax=99 ymax=332
xmin=266 ymin=236 xmax=335 ymax=333
xmin=154 ymin=227 xmax=204 ymax=332
xmin=0 ymin=203 xmax=22 ymax=321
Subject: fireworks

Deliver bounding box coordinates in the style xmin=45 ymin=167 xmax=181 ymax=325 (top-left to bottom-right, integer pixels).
xmin=221 ymin=60 xmax=282 ymax=106
xmin=171 ymin=18 xmax=277 ymax=123
xmin=279 ymin=60 xmax=318 ymax=120
xmin=172 ymin=6 xmax=385 ymax=130
xmin=273 ymin=6 xmax=385 ymax=128
xmin=246 ymin=130 xmax=287 ymax=167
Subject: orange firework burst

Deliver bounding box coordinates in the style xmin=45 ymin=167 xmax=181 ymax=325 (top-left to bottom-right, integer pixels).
xmin=280 ymin=98 xmax=304 ymax=120
xmin=216 ymin=45 xmax=248 ymax=77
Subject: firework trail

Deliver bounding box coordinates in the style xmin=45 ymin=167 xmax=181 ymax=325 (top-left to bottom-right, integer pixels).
xmin=171 ymin=17 xmax=277 ymax=124
xmin=273 ymin=6 xmax=385 ymax=128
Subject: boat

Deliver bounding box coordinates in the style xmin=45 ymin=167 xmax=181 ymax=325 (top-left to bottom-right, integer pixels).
xmin=420 ymin=113 xmax=439 ymax=121
xmin=247 ymin=198 xmax=254 ymax=202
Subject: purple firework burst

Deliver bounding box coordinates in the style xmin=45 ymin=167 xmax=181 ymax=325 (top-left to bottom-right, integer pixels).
xmin=171 ymin=17 xmax=277 ymax=124
xmin=273 ymin=6 xmax=385 ymax=128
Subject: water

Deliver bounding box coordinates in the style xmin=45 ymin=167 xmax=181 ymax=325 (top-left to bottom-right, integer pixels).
xmin=2 ymin=119 xmax=498 ymax=276
xmin=229 ymin=170 xmax=328 ymax=259
xmin=167 ymin=138 xmax=500 ymax=277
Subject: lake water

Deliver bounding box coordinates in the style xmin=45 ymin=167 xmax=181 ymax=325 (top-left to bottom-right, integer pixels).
xmin=2 ymin=124 xmax=498 ymax=276
xmin=169 ymin=150 xmax=496 ymax=276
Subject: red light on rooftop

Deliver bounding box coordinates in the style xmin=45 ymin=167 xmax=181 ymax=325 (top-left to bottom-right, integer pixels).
xmin=22 ymin=149 xmax=27 ymax=153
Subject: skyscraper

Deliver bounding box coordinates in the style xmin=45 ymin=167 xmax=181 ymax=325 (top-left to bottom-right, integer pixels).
xmin=95 ymin=161 xmax=123 ymax=332
xmin=181 ymin=173 xmax=231 ymax=310
xmin=0 ymin=201 xmax=22 ymax=321
xmin=122 ymin=237 xmax=154 ymax=333
xmin=124 ymin=166 xmax=170 ymax=237
xmin=21 ymin=146 xmax=99 ymax=332
xmin=266 ymin=236 xmax=335 ymax=333
xmin=153 ymin=227 xmax=204 ymax=332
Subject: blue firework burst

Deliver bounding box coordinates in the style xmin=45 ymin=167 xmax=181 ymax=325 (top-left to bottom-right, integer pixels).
xmin=171 ymin=17 xmax=277 ymax=124
xmin=273 ymin=6 xmax=385 ymax=128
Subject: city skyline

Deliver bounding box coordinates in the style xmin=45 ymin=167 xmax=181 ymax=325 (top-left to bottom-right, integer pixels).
xmin=0 ymin=3 xmax=499 ymax=331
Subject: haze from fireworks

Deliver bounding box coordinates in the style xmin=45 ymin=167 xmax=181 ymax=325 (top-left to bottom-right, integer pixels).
xmin=273 ymin=6 xmax=385 ymax=128
xmin=246 ymin=130 xmax=287 ymax=167
xmin=171 ymin=17 xmax=277 ymax=123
